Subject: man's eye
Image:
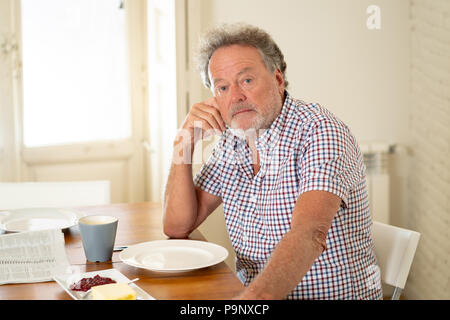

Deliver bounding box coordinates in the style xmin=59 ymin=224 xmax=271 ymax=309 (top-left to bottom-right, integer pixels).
xmin=244 ymin=79 xmax=252 ymax=84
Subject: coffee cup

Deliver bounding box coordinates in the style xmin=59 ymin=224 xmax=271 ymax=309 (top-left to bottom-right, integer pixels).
xmin=78 ymin=215 xmax=118 ymax=262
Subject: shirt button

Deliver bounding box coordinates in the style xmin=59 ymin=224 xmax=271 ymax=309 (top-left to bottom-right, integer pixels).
xmin=250 ymin=195 xmax=257 ymax=203
xmin=242 ymin=234 xmax=249 ymax=242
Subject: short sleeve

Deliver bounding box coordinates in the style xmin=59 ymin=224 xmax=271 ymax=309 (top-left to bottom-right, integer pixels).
xmin=193 ymin=142 xmax=224 ymax=198
xmin=298 ymin=119 xmax=365 ymax=208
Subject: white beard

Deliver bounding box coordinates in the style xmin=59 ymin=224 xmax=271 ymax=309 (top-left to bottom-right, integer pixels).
xmin=229 ymin=91 xmax=281 ymax=136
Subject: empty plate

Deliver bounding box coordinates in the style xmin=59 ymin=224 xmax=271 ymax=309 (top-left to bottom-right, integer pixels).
xmin=0 ymin=207 xmax=85 ymax=232
xmin=119 ymin=239 xmax=228 ymax=272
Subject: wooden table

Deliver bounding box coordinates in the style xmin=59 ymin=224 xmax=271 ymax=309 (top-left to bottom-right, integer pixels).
xmin=0 ymin=202 xmax=244 ymax=300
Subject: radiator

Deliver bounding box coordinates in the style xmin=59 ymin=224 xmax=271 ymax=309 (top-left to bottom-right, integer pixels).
xmin=360 ymin=142 xmax=391 ymax=224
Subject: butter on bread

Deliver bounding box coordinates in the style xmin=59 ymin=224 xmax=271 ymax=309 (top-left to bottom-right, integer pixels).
xmin=91 ymin=282 xmax=137 ymax=300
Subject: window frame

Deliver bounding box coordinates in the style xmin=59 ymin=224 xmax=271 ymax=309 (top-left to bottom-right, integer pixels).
xmin=13 ymin=0 xmax=147 ymax=164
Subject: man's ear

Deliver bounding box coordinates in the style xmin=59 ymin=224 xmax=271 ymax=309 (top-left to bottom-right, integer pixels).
xmin=274 ymin=68 xmax=285 ymax=95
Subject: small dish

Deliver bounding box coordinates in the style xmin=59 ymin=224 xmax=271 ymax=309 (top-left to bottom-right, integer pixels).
xmin=53 ymin=268 xmax=155 ymax=300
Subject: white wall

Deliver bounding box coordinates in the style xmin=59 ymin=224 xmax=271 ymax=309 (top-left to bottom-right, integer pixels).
xmin=199 ymin=0 xmax=410 ymax=145
xmin=406 ymin=0 xmax=450 ymax=300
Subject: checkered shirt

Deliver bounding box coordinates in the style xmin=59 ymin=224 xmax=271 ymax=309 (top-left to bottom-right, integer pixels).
xmin=194 ymin=92 xmax=383 ymax=299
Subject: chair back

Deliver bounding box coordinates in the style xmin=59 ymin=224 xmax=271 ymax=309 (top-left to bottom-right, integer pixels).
xmin=0 ymin=181 xmax=110 ymax=210
xmin=372 ymin=221 xmax=420 ymax=294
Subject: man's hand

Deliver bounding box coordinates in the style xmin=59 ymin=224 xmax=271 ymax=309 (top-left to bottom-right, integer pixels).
xmin=178 ymin=97 xmax=226 ymax=146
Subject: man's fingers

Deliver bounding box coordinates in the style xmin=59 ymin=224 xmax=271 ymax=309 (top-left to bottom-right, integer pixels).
xmin=191 ymin=109 xmax=223 ymax=134
xmin=183 ymin=99 xmax=226 ymax=135
xmin=203 ymin=98 xmax=226 ymax=131
xmin=207 ymin=106 xmax=226 ymax=132
xmin=192 ymin=106 xmax=226 ymax=133
xmin=204 ymin=97 xmax=219 ymax=109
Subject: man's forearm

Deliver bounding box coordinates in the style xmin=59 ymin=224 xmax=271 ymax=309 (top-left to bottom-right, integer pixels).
xmin=163 ymin=139 xmax=198 ymax=238
xmin=238 ymin=226 xmax=326 ymax=299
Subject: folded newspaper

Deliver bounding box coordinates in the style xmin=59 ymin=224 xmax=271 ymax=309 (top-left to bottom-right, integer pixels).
xmin=0 ymin=229 xmax=71 ymax=285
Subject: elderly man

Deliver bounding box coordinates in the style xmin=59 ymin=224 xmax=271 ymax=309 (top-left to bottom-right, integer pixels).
xmin=163 ymin=23 xmax=382 ymax=300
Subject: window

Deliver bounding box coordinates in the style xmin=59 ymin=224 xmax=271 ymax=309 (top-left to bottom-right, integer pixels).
xmin=21 ymin=0 xmax=131 ymax=147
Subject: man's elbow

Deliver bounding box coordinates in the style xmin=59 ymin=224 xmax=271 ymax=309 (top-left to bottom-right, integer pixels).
xmin=163 ymin=222 xmax=191 ymax=239
xmin=311 ymin=225 xmax=329 ymax=253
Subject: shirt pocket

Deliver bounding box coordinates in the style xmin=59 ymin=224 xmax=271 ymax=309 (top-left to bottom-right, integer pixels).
xmin=220 ymin=163 xmax=239 ymax=203
xmin=259 ymin=195 xmax=294 ymax=244
xmin=261 ymin=158 xmax=286 ymax=193
xmin=259 ymin=163 xmax=299 ymax=244
xmin=221 ymin=165 xmax=252 ymax=251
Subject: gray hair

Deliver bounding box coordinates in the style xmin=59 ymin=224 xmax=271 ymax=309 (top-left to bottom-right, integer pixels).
xmin=195 ymin=23 xmax=289 ymax=89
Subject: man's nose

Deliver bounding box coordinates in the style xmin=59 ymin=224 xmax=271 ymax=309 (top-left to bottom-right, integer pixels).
xmin=230 ymin=84 xmax=246 ymax=104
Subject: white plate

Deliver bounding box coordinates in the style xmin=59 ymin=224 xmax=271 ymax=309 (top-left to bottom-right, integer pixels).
xmin=119 ymin=239 xmax=228 ymax=272
xmin=0 ymin=207 xmax=85 ymax=232
xmin=53 ymin=268 xmax=155 ymax=300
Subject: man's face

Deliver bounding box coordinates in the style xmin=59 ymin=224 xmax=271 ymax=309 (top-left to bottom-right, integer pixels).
xmin=208 ymin=45 xmax=285 ymax=132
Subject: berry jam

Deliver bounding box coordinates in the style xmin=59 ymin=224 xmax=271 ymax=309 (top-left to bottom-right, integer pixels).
xmin=69 ymin=275 xmax=116 ymax=292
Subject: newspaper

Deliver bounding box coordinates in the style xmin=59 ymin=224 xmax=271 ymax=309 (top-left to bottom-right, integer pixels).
xmin=0 ymin=229 xmax=71 ymax=285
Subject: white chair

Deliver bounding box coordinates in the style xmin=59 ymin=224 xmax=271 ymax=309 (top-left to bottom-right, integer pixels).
xmin=372 ymin=220 xmax=421 ymax=300
xmin=0 ymin=180 xmax=111 ymax=210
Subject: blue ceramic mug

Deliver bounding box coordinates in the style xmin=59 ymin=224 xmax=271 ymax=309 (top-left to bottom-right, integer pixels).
xmin=78 ymin=215 xmax=118 ymax=262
